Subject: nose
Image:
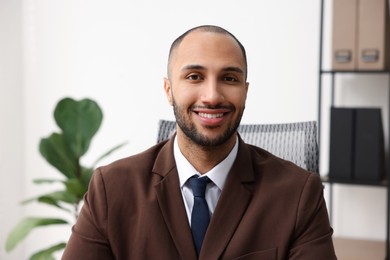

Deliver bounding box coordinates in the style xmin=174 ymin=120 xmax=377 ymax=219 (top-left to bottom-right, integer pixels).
xmin=200 ymin=78 xmax=224 ymax=105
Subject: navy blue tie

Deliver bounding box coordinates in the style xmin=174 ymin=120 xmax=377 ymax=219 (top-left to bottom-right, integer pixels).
xmin=188 ymin=176 xmax=210 ymax=256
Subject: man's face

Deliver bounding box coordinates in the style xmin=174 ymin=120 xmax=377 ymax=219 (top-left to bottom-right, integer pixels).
xmin=164 ymin=31 xmax=249 ymax=147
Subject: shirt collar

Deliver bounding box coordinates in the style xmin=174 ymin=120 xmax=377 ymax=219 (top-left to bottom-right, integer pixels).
xmin=174 ymin=135 xmax=239 ymax=191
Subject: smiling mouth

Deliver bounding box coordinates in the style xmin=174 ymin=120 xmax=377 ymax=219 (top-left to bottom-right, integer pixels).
xmin=198 ymin=112 xmax=224 ymax=119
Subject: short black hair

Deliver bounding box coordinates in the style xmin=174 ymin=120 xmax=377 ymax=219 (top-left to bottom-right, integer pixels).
xmin=167 ymin=25 xmax=248 ymax=80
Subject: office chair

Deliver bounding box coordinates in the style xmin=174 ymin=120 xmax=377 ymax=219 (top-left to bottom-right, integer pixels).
xmin=157 ymin=120 xmax=319 ymax=173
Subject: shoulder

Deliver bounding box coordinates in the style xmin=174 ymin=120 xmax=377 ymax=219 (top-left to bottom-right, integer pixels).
xmin=101 ymin=140 xmax=168 ymax=173
xmin=92 ymin=139 xmax=173 ymax=190
xmin=242 ymin=142 xmax=322 ymax=191
xmin=239 ymin=142 xmax=326 ymax=225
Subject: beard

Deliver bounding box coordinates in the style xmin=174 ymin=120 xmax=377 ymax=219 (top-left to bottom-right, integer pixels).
xmin=172 ymin=98 xmax=244 ymax=147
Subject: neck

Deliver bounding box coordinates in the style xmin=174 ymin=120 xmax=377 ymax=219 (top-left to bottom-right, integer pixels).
xmin=176 ymin=131 xmax=237 ymax=174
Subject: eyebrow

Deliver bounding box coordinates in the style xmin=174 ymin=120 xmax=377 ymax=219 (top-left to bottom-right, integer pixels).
xmin=181 ymin=64 xmax=206 ymax=72
xmin=223 ymin=66 xmax=244 ymax=75
xmin=181 ymin=64 xmax=244 ymax=75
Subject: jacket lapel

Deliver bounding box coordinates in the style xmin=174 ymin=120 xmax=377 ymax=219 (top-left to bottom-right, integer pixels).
xmin=200 ymin=138 xmax=255 ymax=259
xmin=153 ymin=138 xmax=198 ymax=260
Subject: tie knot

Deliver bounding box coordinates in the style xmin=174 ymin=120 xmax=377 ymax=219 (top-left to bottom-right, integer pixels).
xmin=188 ymin=176 xmax=210 ymax=197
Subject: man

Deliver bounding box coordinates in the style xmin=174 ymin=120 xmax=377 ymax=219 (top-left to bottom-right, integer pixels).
xmin=62 ymin=25 xmax=336 ymax=259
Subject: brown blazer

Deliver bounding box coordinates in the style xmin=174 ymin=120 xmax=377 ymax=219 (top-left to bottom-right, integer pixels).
xmin=62 ymin=136 xmax=336 ymax=260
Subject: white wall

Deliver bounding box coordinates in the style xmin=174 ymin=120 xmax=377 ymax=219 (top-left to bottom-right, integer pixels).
xmin=0 ymin=0 xmax=25 ymax=259
xmin=0 ymin=0 xmax=387 ymax=259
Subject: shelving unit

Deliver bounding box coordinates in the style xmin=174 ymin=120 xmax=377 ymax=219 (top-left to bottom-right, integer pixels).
xmin=317 ymin=0 xmax=390 ymax=259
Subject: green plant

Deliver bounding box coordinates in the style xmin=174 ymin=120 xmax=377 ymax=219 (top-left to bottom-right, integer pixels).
xmin=6 ymin=97 xmax=126 ymax=260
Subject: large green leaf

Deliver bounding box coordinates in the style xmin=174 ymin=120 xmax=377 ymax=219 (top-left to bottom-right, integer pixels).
xmin=33 ymin=178 xmax=64 ymax=184
xmin=6 ymin=217 xmax=68 ymax=252
xmin=32 ymin=178 xmax=86 ymax=203
xmin=80 ymin=167 xmax=94 ymax=188
xmin=54 ymin=98 xmax=103 ymax=158
xmin=39 ymin=133 xmax=78 ymax=178
xmin=47 ymin=190 xmax=78 ymax=204
xmin=23 ymin=190 xmax=79 ymax=206
xmin=65 ymin=178 xmax=87 ymax=200
xmin=30 ymin=242 xmax=67 ymax=260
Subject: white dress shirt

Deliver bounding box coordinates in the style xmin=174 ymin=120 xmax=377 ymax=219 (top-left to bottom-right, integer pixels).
xmin=173 ymin=136 xmax=239 ymax=225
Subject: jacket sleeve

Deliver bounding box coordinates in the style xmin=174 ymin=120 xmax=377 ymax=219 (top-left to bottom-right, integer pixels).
xmin=288 ymin=173 xmax=337 ymax=259
xmin=62 ymin=169 xmax=115 ymax=260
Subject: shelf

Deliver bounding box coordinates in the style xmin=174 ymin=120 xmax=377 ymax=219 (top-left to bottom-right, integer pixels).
xmin=333 ymin=237 xmax=386 ymax=260
xmin=318 ymin=0 xmax=390 ymax=258
xmin=322 ymin=175 xmax=388 ymax=187
xmin=321 ymin=70 xmax=390 ymax=74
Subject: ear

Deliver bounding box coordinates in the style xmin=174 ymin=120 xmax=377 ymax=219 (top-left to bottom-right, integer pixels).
xmin=164 ymin=77 xmax=173 ymax=106
xmin=242 ymin=82 xmax=249 ymax=103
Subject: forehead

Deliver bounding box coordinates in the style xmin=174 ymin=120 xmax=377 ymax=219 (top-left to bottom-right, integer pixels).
xmin=170 ymin=31 xmax=245 ymax=70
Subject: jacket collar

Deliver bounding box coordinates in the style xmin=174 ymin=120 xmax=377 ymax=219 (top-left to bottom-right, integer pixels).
xmin=153 ymin=137 xmax=197 ymax=259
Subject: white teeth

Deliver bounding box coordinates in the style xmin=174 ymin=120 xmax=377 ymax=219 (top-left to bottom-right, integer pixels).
xmin=198 ymin=113 xmax=224 ymax=119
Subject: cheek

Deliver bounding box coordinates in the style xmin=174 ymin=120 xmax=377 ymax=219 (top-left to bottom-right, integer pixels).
xmin=227 ymin=89 xmax=247 ymax=106
xmin=173 ymin=88 xmax=198 ymax=106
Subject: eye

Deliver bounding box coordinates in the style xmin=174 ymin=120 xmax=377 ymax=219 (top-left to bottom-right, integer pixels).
xmin=223 ymin=76 xmax=238 ymax=82
xmin=186 ymin=73 xmax=203 ymax=81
